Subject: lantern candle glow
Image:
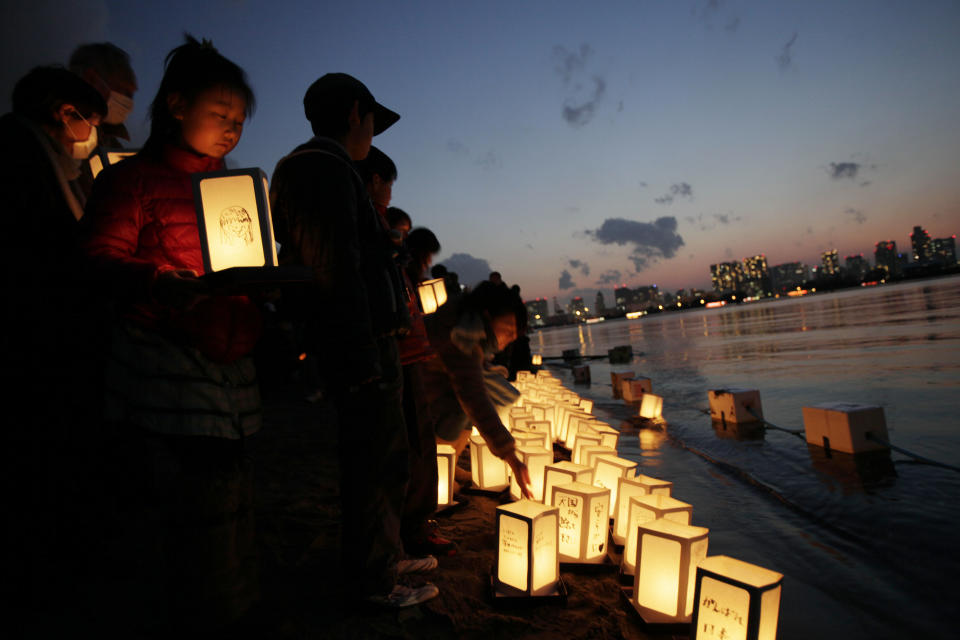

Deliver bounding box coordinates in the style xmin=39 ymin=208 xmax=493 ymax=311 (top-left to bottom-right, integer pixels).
xmin=469 ymin=434 xmax=509 ymax=491
xmin=613 ymin=474 xmax=673 ymax=545
xmin=592 ymin=455 xmax=638 ymax=517
xmin=632 ymin=518 xmax=709 ymax=624
xmin=437 ymin=443 xmax=457 ymax=507
xmin=494 ymin=500 xmax=560 ymax=597
xmin=511 ymin=446 xmax=554 ymax=501
xmin=416 ymin=277 xmax=447 ymax=314
xmin=622 ymin=494 xmax=693 ymax=576
xmin=692 ymin=555 xmax=783 ymax=640
xmin=543 ymin=461 xmax=594 ymax=503
xmin=550 ymin=482 xmax=610 ymax=563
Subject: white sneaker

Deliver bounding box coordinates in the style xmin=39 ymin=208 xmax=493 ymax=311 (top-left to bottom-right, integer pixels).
xmin=367 ymin=582 xmax=439 ymax=608
xmin=397 ymin=555 xmax=438 ymax=574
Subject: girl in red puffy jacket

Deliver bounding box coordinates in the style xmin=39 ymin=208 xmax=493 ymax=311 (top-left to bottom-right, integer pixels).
xmin=81 ymin=36 xmax=262 ymax=634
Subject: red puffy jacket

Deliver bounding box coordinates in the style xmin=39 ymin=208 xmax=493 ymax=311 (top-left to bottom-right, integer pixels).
xmin=83 ymin=144 xmax=262 ymax=363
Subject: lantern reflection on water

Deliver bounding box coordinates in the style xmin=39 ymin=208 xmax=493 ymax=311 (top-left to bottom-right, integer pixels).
xmin=692 ymin=555 xmax=783 ymax=640
xmin=416 ymin=277 xmax=447 ymax=314
xmin=494 ymin=500 xmax=560 ymax=597
xmin=632 ymin=518 xmax=709 ymax=624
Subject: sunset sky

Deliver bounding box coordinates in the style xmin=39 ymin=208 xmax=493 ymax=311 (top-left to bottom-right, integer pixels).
xmin=4 ymin=0 xmax=959 ymax=304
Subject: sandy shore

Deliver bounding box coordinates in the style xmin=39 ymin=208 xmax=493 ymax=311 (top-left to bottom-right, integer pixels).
xmin=250 ymin=388 xmax=668 ymax=640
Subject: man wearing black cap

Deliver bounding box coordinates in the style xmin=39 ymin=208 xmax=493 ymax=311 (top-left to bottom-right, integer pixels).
xmin=271 ymin=74 xmax=438 ymax=608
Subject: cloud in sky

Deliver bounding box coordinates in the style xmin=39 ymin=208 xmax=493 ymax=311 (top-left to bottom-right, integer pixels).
xmin=569 ymin=259 xmax=590 ymax=276
xmin=558 ymin=269 xmax=576 ymax=290
xmin=554 ymin=44 xmax=606 ymax=127
xmin=655 ymin=182 xmax=694 ymax=205
xmin=586 ymin=216 xmax=685 ymax=272
xmin=828 ymin=162 xmax=860 ymax=180
xmin=596 ymin=269 xmax=623 ymax=285
xmin=844 ymin=207 xmax=867 ymax=224
xmin=439 ymin=252 xmax=493 ymax=289
xmin=776 ymin=32 xmax=798 ymax=71
xmin=476 ymin=150 xmax=501 ymax=170
xmin=446 ymin=139 xmax=469 ymax=155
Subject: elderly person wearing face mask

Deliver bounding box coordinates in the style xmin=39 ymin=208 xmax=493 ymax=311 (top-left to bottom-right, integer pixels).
xmin=0 ymin=65 xmax=107 ymax=625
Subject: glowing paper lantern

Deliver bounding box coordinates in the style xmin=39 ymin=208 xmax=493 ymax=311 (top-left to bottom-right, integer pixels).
xmin=550 ymin=482 xmax=610 ymax=563
xmin=436 ymin=443 xmax=457 ymax=507
xmin=417 ymin=277 xmax=447 ymax=314
xmin=572 ymin=433 xmax=602 ymax=465
xmin=192 ymin=168 xmax=279 ymax=275
xmin=632 ymin=518 xmax=709 ymax=624
xmin=510 ymin=446 xmax=553 ymax=501
xmin=509 ymin=408 xmax=534 ymax=430
xmin=579 ymin=398 xmax=594 ymax=413
xmin=532 ymin=354 xmax=543 ymax=366
xmin=469 ymin=434 xmax=509 ymax=491
xmin=89 ymin=147 xmax=137 ymax=179
xmin=563 ymin=414 xmax=597 ymax=450
xmin=622 ymin=377 xmax=652 ymax=403
xmin=612 ymin=474 xmax=673 ymax=545
xmin=559 ymin=410 xmax=592 ymax=445
xmin=543 ymin=461 xmax=594 ymax=503
xmin=494 ymin=500 xmax=560 ymax=597
xmin=639 ymin=393 xmax=664 ymax=420
xmin=591 ymin=422 xmax=620 ymax=449
xmin=513 ymin=429 xmax=550 ymax=451
xmin=611 ymin=371 xmax=635 ymax=399
xmin=692 ymin=555 xmax=783 ymax=640
xmin=623 ymin=494 xmax=694 ymax=575
xmin=581 ymin=445 xmax=617 ymax=468
xmin=521 ymin=420 xmax=552 ymax=443
xmin=593 ymin=455 xmax=638 ymax=517
xmin=708 ymin=389 xmax=764 ymax=424
xmin=801 ymin=403 xmax=890 ymax=454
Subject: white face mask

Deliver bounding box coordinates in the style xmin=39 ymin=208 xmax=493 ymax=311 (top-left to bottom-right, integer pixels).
xmin=65 ymin=112 xmax=99 ymax=159
xmin=105 ymin=91 xmax=134 ymax=125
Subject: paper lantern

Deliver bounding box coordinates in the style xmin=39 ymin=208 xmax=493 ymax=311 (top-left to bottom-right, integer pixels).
xmin=593 ymin=455 xmax=638 ymax=517
xmin=801 ymin=403 xmax=889 ymax=454
xmin=513 ymin=429 xmax=550 ymax=451
xmin=416 ymin=277 xmax=448 ymax=314
xmin=632 ymin=518 xmax=709 ymax=623
xmin=516 ymin=371 xmax=533 ymax=383
xmin=611 ymin=371 xmax=635 ymax=399
xmin=436 ymin=443 xmax=457 ymax=507
xmin=563 ymin=414 xmax=598 ymax=450
xmin=579 ymin=398 xmax=594 ymax=413
xmin=521 ymin=420 xmax=552 ymax=442
xmin=550 ymin=482 xmax=610 ymax=563
xmin=511 ymin=446 xmax=554 ymax=501
xmin=469 ymin=434 xmax=509 ymax=491
xmin=543 ymin=461 xmax=594 ymax=503
xmin=592 ymin=422 xmax=620 ymax=449
xmin=494 ymin=500 xmax=560 ymax=597
xmin=89 ymin=147 xmax=137 ymax=179
xmin=639 ymin=393 xmax=664 ymax=420
xmin=581 ymin=445 xmax=617 ymax=468
xmin=572 ymin=433 xmax=602 ymax=465
xmin=509 ymin=408 xmax=534 ymax=430
xmin=612 ymin=474 xmax=673 ymax=545
xmin=525 ymin=402 xmax=550 ymax=422
xmin=708 ymin=389 xmax=763 ymax=424
xmin=192 ymin=168 xmax=278 ymax=274
xmin=692 ymin=555 xmax=783 ymax=640
xmin=572 ymin=364 xmax=591 ymax=384
xmin=532 ymin=354 xmax=543 ymax=366
xmin=622 ymin=377 xmax=652 ymax=403
xmin=559 ymin=409 xmax=592 ymax=445
xmin=623 ymin=494 xmax=694 ymax=576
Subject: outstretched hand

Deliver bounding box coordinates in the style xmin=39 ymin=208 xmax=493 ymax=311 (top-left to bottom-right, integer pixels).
xmin=504 ymin=451 xmax=532 ymax=499
xmin=154 ymin=268 xmax=208 ymax=309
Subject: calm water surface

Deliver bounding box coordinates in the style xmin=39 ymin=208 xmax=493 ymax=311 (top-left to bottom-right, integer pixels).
xmin=531 ymin=277 xmax=960 ymax=639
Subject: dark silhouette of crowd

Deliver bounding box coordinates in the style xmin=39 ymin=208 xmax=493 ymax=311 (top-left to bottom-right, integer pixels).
xmin=1 ymin=35 xmax=533 ymax=636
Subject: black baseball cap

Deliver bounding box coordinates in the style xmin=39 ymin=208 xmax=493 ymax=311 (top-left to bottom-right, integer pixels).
xmin=303 ymin=73 xmax=400 ymax=136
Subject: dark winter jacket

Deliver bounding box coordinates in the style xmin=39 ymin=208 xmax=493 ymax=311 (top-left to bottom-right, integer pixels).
xmin=270 ymin=137 xmax=410 ymax=383
xmin=82 ymin=144 xmax=262 ymax=363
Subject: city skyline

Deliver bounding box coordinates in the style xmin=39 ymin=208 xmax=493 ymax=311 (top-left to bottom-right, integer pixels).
xmin=4 ymin=1 xmax=959 ymax=303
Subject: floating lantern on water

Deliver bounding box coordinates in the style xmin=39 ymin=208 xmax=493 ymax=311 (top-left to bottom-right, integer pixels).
xmin=708 ymin=389 xmax=763 ymax=424
xmin=639 ymin=393 xmax=664 ymax=420
xmin=573 ymin=364 xmax=591 ymax=384
xmin=532 ymin=354 xmax=543 ymax=366
xmin=622 ymin=376 xmax=652 ymax=403
xmin=550 ymin=481 xmax=610 ymax=564
xmin=511 ymin=446 xmax=553 ymax=501
xmin=623 ymin=494 xmax=693 ymax=576
xmin=89 ymin=147 xmax=137 ymax=179
xmin=494 ymin=500 xmax=560 ymax=597
xmin=416 ymin=277 xmax=447 ymax=314
xmin=593 ymin=455 xmax=638 ymax=517
xmin=192 ymin=168 xmax=279 ymax=277
xmin=801 ymin=403 xmax=890 ymax=454
xmin=691 ymin=555 xmax=783 ymax=640
xmin=611 ymin=371 xmax=635 ymax=399
xmin=612 ymin=474 xmax=674 ymax=545
xmin=631 ymin=518 xmax=709 ymax=624
xmin=543 ymin=461 xmax=594 ymax=502
xmin=469 ymin=434 xmax=509 ymax=491
xmin=436 ymin=443 xmax=457 ymax=508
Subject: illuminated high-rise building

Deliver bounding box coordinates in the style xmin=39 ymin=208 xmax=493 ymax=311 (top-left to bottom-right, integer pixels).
xmin=931 ymin=236 xmax=957 ymax=266
xmin=568 ymin=296 xmax=587 ymax=318
xmin=844 ymin=254 xmax=870 ymax=281
xmin=821 ymin=249 xmax=840 ymax=276
xmin=595 ymin=291 xmax=606 ymax=314
xmin=614 ymin=286 xmax=630 ymax=312
xmin=710 ymin=261 xmax=745 ymax=294
xmin=770 ymin=262 xmax=809 ymax=292
xmin=910 ymin=226 xmax=932 ymax=263
xmin=741 ymin=254 xmax=771 ymax=296
xmin=874 ymin=240 xmax=899 ymax=277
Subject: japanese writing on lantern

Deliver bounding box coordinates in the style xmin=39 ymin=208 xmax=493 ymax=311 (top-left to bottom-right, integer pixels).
xmin=589 ymin=501 xmax=607 ymax=553
xmin=500 ymin=523 xmax=523 ymax=558
xmin=698 ymin=593 xmax=745 ymax=640
xmin=557 ymin=494 xmax=580 ymax=549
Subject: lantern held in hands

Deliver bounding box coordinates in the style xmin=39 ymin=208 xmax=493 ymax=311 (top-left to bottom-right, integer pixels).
xmin=631 ymin=518 xmax=709 ymax=624
xmin=417 ymin=277 xmax=448 ymax=314
xmin=550 ymin=482 xmax=610 ymax=563
xmin=494 ymin=500 xmax=560 ymax=597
